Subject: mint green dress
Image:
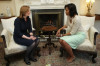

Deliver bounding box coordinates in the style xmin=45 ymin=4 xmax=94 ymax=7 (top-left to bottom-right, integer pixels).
xmin=60 ymin=15 xmax=86 ymax=49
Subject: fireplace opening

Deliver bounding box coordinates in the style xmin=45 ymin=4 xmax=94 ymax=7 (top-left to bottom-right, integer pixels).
xmin=31 ymin=9 xmax=64 ymax=35
xmin=39 ymin=14 xmax=58 ymax=28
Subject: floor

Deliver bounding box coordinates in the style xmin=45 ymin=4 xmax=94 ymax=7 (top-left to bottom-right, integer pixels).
xmin=0 ymin=41 xmax=100 ymax=66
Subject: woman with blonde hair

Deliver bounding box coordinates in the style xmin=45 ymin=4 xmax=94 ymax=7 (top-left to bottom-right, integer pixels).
xmin=13 ymin=5 xmax=39 ymax=65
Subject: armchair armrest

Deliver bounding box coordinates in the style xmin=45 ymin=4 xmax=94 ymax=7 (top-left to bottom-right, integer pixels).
xmin=32 ymin=28 xmax=37 ymax=36
xmin=89 ymin=26 xmax=98 ymax=45
xmin=1 ymin=29 xmax=8 ymax=36
xmin=32 ymin=28 xmax=35 ymax=31
xmin=1 ymin=29 xmax=11 ymax=48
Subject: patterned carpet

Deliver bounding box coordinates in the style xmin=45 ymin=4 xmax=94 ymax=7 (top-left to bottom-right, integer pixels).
xmin=0 ymin=35 xmax=100 ymax=66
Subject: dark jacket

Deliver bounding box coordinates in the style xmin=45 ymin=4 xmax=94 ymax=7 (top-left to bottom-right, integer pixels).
xmin=14 ymin=16 xmax=32 ymax=38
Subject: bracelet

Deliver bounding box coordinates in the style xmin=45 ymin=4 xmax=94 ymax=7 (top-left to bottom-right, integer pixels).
xmin=30 ymin=35 xmax=33 ymax=36
xmin=61 ymin=34 xmax=62 ymax=37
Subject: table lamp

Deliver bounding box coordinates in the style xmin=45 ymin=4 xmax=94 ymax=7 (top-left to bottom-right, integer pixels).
xmin=86 ymin=0 xmax=95 ymax=16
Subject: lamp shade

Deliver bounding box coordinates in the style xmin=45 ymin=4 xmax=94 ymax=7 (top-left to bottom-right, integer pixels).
xmin=86 ymin=0 xmax=90 ymax=2
xmin=86 ymin=0 xmax=95 ymax=3
xmin=91 ymin=0 xmax=95 ymax=2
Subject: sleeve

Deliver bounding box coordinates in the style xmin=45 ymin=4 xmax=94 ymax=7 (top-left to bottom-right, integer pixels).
xmin=14 ymin=18 xmax=23 ymax=37
xmin=70 ymin=18 xmax=80 ymax=35
xmin=28 ymin=18 xmax=32 ymax=33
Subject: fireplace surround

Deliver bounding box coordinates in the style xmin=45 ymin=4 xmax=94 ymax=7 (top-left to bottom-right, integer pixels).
xmin=31 ymin=9 xmax=64 ymax=35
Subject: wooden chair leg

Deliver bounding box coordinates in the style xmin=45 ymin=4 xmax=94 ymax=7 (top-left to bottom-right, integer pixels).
xmin=92 ymin=52 xmax=97 ymax=63
xmin=36 ymin=47 xmax=41 ymax=57
xmin=4 ymin=56 xmax=10 ymax=66
xmin=59 ymin=47 xmax=64 ymax=57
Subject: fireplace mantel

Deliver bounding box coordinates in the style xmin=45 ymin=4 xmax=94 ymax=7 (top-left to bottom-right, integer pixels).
xmin=23 ymin=0 xmax=70 ymax=9
xmin=29 ymin=4 xmax=65 ymax=10
xmin=29 ymin=4 xmax=67 ymax=29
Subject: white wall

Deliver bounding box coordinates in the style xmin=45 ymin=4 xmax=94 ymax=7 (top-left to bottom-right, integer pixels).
xmin=14 ymin=0 xmax=24 ymax=16
xmin=0 ymin=0 xmax=100 ymax=16
xmin=94 ymin=0 xmax=100 ymax=14
xmin=70 ymin=0 xmax=81 ymax=15
xmin=0 ymin=0 xmax=16 ymax=16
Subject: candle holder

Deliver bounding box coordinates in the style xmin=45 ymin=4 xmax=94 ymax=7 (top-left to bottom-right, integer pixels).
xmin=52 ymin=31 xmax=56 ymax=38
xmin=40 ymin=31 xmax=45 ymax=38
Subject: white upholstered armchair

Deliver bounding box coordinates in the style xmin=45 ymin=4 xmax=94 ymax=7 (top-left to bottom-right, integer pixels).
xmin=59 ymin=16 xmax=98 ymax=63
xmin=0 ymin=17 xmax=40 ymax=66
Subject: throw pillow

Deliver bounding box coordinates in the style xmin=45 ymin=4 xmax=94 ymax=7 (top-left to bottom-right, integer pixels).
xmin=79 ymin=16 xmax=95 ymax=39
xmin=1 ymin=17 xmax=17 ymax=34
xmin=80 ymin=16 xmax=95 ymax=31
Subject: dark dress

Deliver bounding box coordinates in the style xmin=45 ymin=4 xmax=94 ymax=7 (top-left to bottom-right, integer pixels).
xmin=13 ymin=17 xmax=37 ymax=46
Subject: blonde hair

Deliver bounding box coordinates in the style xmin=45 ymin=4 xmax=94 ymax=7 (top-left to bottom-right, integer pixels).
xmin=18 ymin=5 xmax=30 ymax=18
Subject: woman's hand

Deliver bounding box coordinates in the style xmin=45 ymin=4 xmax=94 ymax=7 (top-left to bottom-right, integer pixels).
xmin=30 ymin=36 xmax=36 ymax=40
xmin=30 ymin=32 xmax=33 ymax=36
xmin=26 ymin=37 xmax=31 ymax=39
xmin=62 ymin=33 xmax=71 ymax=36
xmin=56 ymin=25 xmax=67 ymax=37
xmin=56 ymin=33 xmax=61 ymax=37
xmin=22 ymin=35 xmax=31 ymax=39
xmin=56 ymin=29 xmax=60 ymax=37
xmin=62 ymin=34 xmax=66 ymax=36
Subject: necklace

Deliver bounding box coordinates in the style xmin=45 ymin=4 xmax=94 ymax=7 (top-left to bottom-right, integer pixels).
xmin=70 ymin=18 xmax=72 ymax=23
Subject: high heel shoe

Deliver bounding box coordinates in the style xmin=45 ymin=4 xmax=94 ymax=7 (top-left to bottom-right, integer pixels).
xmin=30 ymin=57 xmax=37 ymax=62
xmin=24 ymin=57 xmax=31 ymax=65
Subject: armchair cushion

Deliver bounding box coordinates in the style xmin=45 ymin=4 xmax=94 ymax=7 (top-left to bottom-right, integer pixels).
xmin=79 ymin=16 xmax=95 ymax=39
xmin=1 ymin=29 xmax=11 ymax=47
xmin=1 ymin=17 xmax=17 ymax=34
xmin=77 ymin=39 xmax=96 ymax=51
xmin=80 ymin=16 xmax=95 ymax=31
xmin=89 ymin=26 xmax=98 ymax=44
xmin=5 ymin=36 xmax=27 ymax=55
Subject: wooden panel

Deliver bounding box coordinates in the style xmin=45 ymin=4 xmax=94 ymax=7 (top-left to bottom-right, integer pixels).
xmin=0 ymin=16 xmax=15 ymax=22
xmin=95 ymin=14 xmax=100 ymax=20
xmin=0 ymin=0 xmax=11 ymax=1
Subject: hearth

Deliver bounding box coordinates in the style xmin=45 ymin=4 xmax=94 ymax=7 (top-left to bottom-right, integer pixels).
xmin=31 ymin=9 xmax=64 ymax=35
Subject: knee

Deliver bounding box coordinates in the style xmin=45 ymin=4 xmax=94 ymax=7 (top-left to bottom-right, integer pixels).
xmin=35 ymin=39 xmax=40 ymax=46
xmin=59 ymin=39 xmax=64 ymax=46
xmin=62 ymin=40 xmax=66 ymax=44
xmin=36 ymin=37 xmax=39 ymax=40
xmin=62 ymin=41 xmax=69 ymax=46
xmin=35 ymin=37 xmax=39 ymax=42
xmin=59 ymin=39 xmax=63 ymax=43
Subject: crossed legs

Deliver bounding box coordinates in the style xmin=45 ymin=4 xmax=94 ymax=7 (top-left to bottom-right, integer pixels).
xmin=59 ymin=39 xmax=75 ymax=62
xmin=24 ymin=39 xmax=40 ymax=65
xmin=24 ymin=42 xmax=37 ymax=65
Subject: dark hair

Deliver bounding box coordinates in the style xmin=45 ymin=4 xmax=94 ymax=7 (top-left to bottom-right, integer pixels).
xmin=64 ymin=3 xmax=78 ymax=17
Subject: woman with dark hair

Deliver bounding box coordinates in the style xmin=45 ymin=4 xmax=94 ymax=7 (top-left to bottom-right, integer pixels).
xmin=56 ymin=3 xmax=86 ymax=62
xmin=13 ymin=6 xmax=39 ymax=65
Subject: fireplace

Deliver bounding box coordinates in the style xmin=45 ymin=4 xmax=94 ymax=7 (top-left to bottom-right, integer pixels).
xmin=38 ymin=14 xmax=58 ymax=28
xmin=31 ymin=9 xmax=64 ymax=35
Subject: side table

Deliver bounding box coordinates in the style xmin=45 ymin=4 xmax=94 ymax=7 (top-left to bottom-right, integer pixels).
xmin=42 ymin=26 xmax=57 ymax=55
